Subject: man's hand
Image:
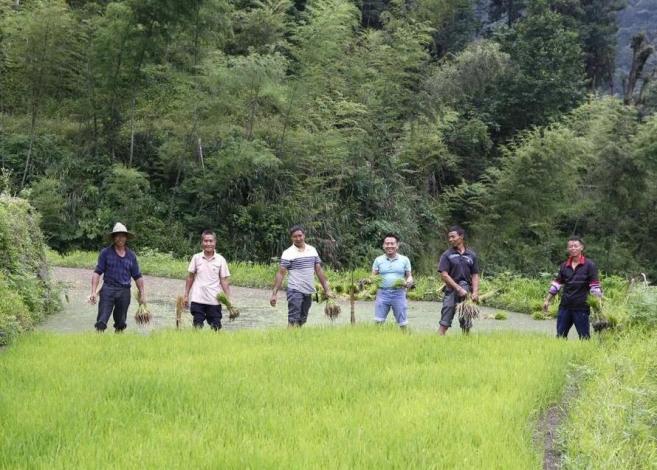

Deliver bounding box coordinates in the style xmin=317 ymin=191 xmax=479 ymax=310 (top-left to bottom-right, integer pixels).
xmin=138 ymin=292 xmax=146 ymax=305
xmin=542 ymin=300 xmax=550 ymax=313
xmin=270 ymin=293 xmax=277 ymax=307
xmin=88 ymin=294 xmax=97 ymax=305
xmin=183 ymin=294 xmax=189 ymax=308
xmin=471 ymin=292 xmax=479 ymax=303
xmin=456 ymin=286 xmax=468 ymax=298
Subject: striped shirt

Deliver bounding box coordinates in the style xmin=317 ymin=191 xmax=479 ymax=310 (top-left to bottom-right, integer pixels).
xmin=94 ymin=246 xmax=142 ymax=288
xmin=280 ymin=244 xmax=321 ymax=294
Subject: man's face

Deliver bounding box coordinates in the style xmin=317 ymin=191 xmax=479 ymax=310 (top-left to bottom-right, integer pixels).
xmin=113 ymin=233 xmax=127 ymax=247
xmin=447 ymin=231 xmax=463 ymax=247
xmin=567 ymin=240 xmax=584 ymax=258
xmin=291 ymin=230 xmax=305 ymax=247
xmin=383 ymin=237 xmax=399 ymax=256
xmin=202 ymin=234 xmax=216 ymax=253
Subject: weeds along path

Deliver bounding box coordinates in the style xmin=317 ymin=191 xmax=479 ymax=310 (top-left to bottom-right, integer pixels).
xmin=43 ymin=267 xmax=565 ymax=335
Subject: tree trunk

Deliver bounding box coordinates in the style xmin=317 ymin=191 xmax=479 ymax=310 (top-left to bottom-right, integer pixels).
xmin=21 ymin=101 xmax=38 ymax=189
xmin=624 ymin=34 xmax=655 ymax=105
xmin=128 ymin=95 xmax=136 ymax=166
xmin=350 ymin=271 xmax=356 ymax=325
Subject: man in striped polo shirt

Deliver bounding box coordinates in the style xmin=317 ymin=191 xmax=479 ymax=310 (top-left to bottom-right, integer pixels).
xmin=372 ymin=233 xmax=414 ymax=329
xmin=270 ymin=225 xmax=332 ymax=327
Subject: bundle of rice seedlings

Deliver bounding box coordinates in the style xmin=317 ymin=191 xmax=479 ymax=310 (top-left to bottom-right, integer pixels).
xmin=216 ymin=292 xmax=240 ymax=320
xmin=175 ymin=295 xmax=185 ymax=329
xmin=392 ymin=278 xmax=407 ymax=289
xmin=324 ymin=298 xmax=341 ymax=320
xmin=588 ymin=295 xmax=611 ymax=333
xmin=134 ymin=303 xmax=152 ymax=325
xmin=456 ymin=297 xmax=479 ymax=334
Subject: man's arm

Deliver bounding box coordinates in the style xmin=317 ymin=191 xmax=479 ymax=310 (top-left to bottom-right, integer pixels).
xmin=315 ymin=264 xmax=332 ymax=297
xmin=135 ymin=277 xmax=146 ymax=304
xmin=440 ymin=271 xmax=467 ymax=297
xmin=405 ymin=270 xmax=414 ymax=288
xmin=220 ymin=276 xmax=231 ymax=299
xmin=89 ymin=272 xmax=101 ymax=304
xmin=270 ymin=266 xmax=287 ymax=307
xmin=183 ymin=273 xmax=195 ymax=308
xmin=543 ymin=275 xmax=563 ymax=312
xmin=471 ymin=273 xmax=480 ymax=302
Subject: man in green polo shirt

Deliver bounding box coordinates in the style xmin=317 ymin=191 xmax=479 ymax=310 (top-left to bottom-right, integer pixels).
xmin=371 ymin=233 xmax=414 ymax=328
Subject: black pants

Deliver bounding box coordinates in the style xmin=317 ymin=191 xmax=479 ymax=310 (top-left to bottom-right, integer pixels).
xmin=190 ymin=302 xmax=222 ymax=330
xmin=95 ymin=285 xmax=131 ymax=331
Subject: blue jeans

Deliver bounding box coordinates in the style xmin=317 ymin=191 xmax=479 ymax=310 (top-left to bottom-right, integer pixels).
xmin=556 ymin=307 xmax=590 ymax=339
xmin=374 ymin=289 xmax=408 ymax=326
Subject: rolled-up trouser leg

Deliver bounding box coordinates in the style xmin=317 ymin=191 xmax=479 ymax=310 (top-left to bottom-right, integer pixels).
xmin=287 ymin=290 xmax=312 ymax=326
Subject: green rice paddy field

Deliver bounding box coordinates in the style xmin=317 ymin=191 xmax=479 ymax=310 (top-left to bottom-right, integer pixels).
xmin=0 ymin=327 xmax=594 ymax=469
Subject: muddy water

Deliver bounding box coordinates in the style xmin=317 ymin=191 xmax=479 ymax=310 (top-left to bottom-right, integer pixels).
xmin=40 ymin=267 xmax=566 ymax=336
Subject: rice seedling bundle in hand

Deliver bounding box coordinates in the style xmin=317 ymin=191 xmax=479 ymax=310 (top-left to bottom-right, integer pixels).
xmin=456 ymin=297 xmax=479 ymax=334
xmin=134 ymin=303 xmax=152 ymax=325
xmin=324 ymin=298 xmax=341 ymax=320
xmin=216 ymin=292 xmax=240 ymax=321
xmin=175 ymin=295 xmax=185 ymax=329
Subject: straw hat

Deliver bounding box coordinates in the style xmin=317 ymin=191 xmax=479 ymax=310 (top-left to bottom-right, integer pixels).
xmin=107 ymin=222 xmax=135 ymax=240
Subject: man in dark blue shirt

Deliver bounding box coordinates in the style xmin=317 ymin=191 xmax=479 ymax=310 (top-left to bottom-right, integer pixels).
xmin=543 ymin=237 xmax=602 ymax=339
xmin=89 ymin=223 xmax=146 ymax=332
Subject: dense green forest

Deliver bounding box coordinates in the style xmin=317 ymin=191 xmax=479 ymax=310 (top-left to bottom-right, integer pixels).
xmin=1 ymin=0 xmax=656 ymax=276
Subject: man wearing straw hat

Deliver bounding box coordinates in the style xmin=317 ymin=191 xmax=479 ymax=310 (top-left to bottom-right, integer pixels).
xmin=89 ymin=222 xmax=145 ymax=332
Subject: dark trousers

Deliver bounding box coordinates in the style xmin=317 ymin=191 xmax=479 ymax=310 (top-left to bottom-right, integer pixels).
xmin=556 ymin=307 xmax=590 ymax=339
xmin=95 ymin=285 xmax=131 ymax=331
xmin=190 ymin=302 xmax=222 ymax=330
xmin=287 ymin=290 xmax=312 ymax=326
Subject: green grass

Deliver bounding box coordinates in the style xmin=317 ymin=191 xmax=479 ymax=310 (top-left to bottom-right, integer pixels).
xmin=0 ymin=327 xmax=592 ymax=469
xmin=560 ymin=330 xmax=657 ymax=468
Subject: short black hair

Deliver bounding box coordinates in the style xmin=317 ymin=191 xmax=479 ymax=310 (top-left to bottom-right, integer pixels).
xmin=568 ymin=236 xmax=584 ymax=245
xmin=382 ymin=233 xmax=400 ymax=243
xmin=447 ymin=225 xmax=465 ymax=237
xmin=289 ymin=225 xmax=305 ymax=236
xmin=201 ymin=229 xmax=216 ymax=240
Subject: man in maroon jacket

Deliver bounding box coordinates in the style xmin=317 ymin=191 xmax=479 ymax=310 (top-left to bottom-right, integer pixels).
xmin=543 ymin=237 xmax=603 ymax=339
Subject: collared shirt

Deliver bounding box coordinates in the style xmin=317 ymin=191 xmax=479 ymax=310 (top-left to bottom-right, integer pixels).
xmin=552 ymin=256 xmax=600 ymax=310
xmin=188 ymin=252 xmax=231 ymax=305
xmin=372 ymin=254 xmax=411 ymax=289
xmin=280 ymin=244 xmax=321 ymax=295
xmin=438 ymin=246 xmax=479 ymax=286
xmin=94 ymin=246 xmax=142 ymax=288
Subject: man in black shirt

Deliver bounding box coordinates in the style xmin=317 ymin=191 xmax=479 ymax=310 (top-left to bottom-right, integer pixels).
xmin=437 ymin=226 xmax=480 ymax=335
xmin=543 ymin=237 xmax=603 ymax=339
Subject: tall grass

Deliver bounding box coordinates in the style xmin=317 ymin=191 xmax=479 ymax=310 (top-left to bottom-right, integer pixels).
xmin=560 ymin=330 xmax=657 ymax=468
xmin=0 ymin=327 xmax=592 ymax=469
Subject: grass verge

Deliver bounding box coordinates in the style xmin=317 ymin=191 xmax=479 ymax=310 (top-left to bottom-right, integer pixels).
xmin=0 ymin=327 xmax=591 ymax=468
xmin=560 ymin=330 xmax=657 ymax=468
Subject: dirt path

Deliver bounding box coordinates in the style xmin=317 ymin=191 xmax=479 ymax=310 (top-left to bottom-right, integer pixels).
xmin=40 ymin=267 xmax=568 ymax=336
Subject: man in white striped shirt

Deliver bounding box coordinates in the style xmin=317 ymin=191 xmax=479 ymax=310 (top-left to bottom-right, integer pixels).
xmin=270 ymin=225 xmax=332 ymax=327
